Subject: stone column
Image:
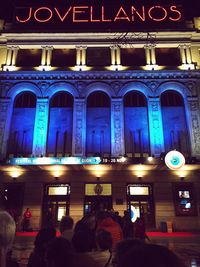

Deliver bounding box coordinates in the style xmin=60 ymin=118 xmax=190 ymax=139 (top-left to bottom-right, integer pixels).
xmin=186 ymin=46 xmax=192 ymax=64
xmin=81 ymin=47 xmax=87 ymax=65
xmin=72 ymin=99 xmax=86 ymax=156
xmin=151 ymin=46 xmax=156 ymax=65
xmin=111 ymin=99 xmax=125 ymax=156
xmin=5 ymin=47 xmax=12 ymax=66
xmin=186 ymin=97 xmax=200 ymax=157
xmin=110 ymin=46 xmax=116 ymax=65
xmin=179 ymin=45 xmax=186 ymax=64
xmin=116 ymin=46 xmax=121 ymax=65
xmin=41 ymin=47 xmax=47 ymax=66
xmin=76 ymin=46 xmax=86 ymax=68
xmin=148 ymin=98 xmax=165 ymax=157
xmin=0 ymin=98 xmax=13 ymax=159
xmin=11 ymin=47 xmax=19 ymax=66
xmin=145 ymin=45 xmax=151 ymax=65
xmin=110 ymin=46 xmax=121 ymax=66
xmin=32 ymin=98 xmax=49 ymax=156
xmin=46 ymin=47 xmax=53 ymax=66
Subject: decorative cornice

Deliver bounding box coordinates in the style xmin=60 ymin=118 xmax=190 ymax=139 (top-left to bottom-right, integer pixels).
xmin=0 ymin=70 xmax=200 ymax=81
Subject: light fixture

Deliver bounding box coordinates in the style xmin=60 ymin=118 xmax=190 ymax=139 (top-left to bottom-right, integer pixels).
xmin=147 ymin=156 xmax=154 ymax=162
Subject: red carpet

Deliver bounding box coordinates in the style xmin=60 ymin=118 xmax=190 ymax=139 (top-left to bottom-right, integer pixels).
xmin=16 ymin=231 xmax=196 ymax=237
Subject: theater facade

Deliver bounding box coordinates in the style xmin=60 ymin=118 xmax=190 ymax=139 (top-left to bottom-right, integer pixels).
xmin=0 ymin=3 xmax=200 ymax=231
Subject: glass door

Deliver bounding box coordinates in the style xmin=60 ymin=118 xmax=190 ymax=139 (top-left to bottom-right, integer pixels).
xmin=127 ymin=184 xmax=155 ymax=229
xmin=42 ymin=184 xmax=70 ymax=227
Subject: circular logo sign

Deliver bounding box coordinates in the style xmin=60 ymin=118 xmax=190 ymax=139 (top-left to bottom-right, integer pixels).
xmin=165 ymin=151 xmax=185 ymax=170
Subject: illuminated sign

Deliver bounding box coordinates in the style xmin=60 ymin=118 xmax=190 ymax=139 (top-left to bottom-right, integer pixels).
xmin=14 ymin=3 xmax=184 ymax=31
xmin=165 ymin=151 xmax=185 ymax=170
xmin=6 ymin=156 xmax=130 ymax=165
xmin=7 ymin=157 xmax=101 ymax=165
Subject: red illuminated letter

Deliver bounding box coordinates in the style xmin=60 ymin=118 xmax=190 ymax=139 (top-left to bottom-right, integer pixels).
xmin=169 ymin=6 xmax=182 ymax=21
xmin=90 ymin=6 xmax=100 ymax=22
xmin=131 ymin=6 xmax=145 ymax=21
xmin=16 ymin=7 xmax=32 ymax=23
xmin=114 ymin=6 xmax=130 ymax=22
xmin=101 ymin=6 xmax=112 ymax=22
xmin=148 ymin=6 xmax=167 ymax=22
xmin=34 ymin=7 xmax=53 ymax=23
xmin=54 ymin=7 xmax=72 ymax=22
xmin=73 ymin=6 xmax=89 ymax=22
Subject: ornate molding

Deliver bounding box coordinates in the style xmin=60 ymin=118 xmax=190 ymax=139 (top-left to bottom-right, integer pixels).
xmin=0 ymin=70 xmax=200 ymax=82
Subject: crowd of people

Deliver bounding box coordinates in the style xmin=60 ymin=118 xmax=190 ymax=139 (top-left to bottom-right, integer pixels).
xmin=0 ymin=209 xmax=186 ymax=267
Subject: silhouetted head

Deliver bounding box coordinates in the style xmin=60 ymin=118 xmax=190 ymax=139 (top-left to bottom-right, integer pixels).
xmin=59 ymin=216 xmax=74 ymax=233
xmin=34 ymin=227 xmax=56 ymax=249
xmin=0 ymin=211 xmax=16 ymax=252
xmin=117 ymin=243 xmax=186 ymax=267
xmin=46 ymin=237 xmax=74 ymax=267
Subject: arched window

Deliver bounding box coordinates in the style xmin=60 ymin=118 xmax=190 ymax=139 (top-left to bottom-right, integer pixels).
xmin=161 ymin=90 xmax=184 ymax=107
xmin=86 ymin=91 xmax=111 ymax=156
xmin=124 ymin=91 xmax=147 ymax=107
xmin=87 ymin=91 xmax=110 ymax=107
xmin=47 ymin=91 xmax=73 ymax=156
xmin=8 ymin=92 xmax=36 ymax=156
xmin=14 ymin=92 xmax=36 ymax=108
xmin=50 ymin=92 xmax=73 ymax=108
xmin=161 ymin=90 xmax=190 ymax=154
xmin=124 ymin=91 xmax=150 ymax=156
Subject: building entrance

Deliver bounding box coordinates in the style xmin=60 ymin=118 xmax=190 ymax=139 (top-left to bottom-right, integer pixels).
xmin=42 ymin=184 xmax=70 ymax=227
xmin=84 ymin=183 xmax=112 ymax=215
xmin=127 ymin=184 xmax=155 ymax=229
xmin=84 ymin=196 xmax=112 ymax=214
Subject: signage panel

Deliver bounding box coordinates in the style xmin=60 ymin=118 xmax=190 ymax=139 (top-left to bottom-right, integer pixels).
xmin=7 ymin=157 xmax=101 ymax=165
xmin=12 ymin=1 xmax=184 ymax=32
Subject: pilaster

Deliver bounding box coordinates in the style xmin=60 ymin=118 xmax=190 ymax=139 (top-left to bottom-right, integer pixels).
xmin=148 ymin=98 xmax=165 ymax=157
xmin=0 ymin=98 xmax=13 ymax=159
xmin=72 ymin=99 xmax=86 ymax=156
xmin=32 ymin=98 xmax=49 ymax=156
xmin=111 ymin=99 xmax=125 ymax=156
xmin=186 ymin=97 xmax=200 ymax=157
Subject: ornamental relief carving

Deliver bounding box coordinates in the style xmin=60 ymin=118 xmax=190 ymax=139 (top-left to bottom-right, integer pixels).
xmin=113 ymin=102 xmax=123 ymax=154
xmin=75 ymin=103 xmax=84 ymax=154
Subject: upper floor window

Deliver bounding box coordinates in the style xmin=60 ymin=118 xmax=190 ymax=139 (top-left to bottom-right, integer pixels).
xmin=121 ymin=48 xmax=146 ymax=66
xmin=161 ymin=91 xmax=184 ymax=106
xmin=50 ymin=92 xmax=73 ymax=108
xmin=16 ymin=49 xmax=41 ymax=67
xmin=124 ymin=91 xmax=147 ymax=107
xmin=51 ymin=49 xmax=76 ymax=67
xmin=86 ymin=48 xmax=110 ymax=66
xmin=87 ymin=91 xmax=110 ymax=107
xmin=156 ymin=48 xmax=181 ymax=66
xmin=14 ymin=92 xmax=36 ymax=108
